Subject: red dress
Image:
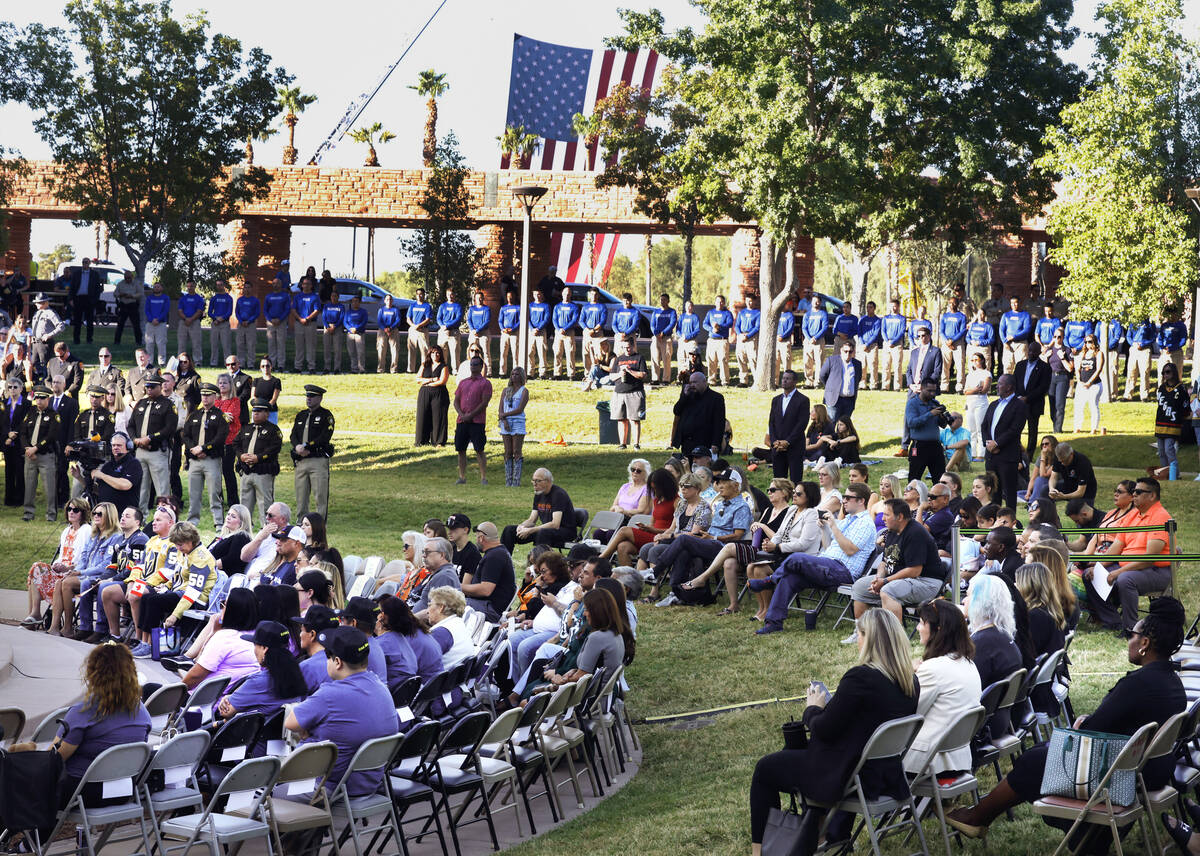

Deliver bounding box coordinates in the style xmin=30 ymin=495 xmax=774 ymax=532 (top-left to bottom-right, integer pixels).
xmin=633 ymin=497 xmax=676 ymax=547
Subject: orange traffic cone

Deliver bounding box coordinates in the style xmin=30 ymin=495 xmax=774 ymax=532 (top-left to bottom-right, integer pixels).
xmin=547 ymin=433 xmax=567 ymax=446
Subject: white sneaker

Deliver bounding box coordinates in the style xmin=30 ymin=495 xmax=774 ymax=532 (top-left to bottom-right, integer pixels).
xmin=840 ymin=631 xmax=858 ymax=645
xmin=655 ymin=594 xmax=679 ymax=607
xmin=20 ymin=614 xmax=40 ymax=626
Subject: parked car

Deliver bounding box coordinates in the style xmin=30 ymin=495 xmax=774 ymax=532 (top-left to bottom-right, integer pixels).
xmin=559 ymin=283 xmax=655 ymax=337
xmin=292 ymin=277 xmax=410 ymax=331
xmin=55 ymin=261 xmax=137 ymax=323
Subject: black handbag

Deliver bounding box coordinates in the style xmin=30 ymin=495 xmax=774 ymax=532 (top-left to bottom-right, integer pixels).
xmin=762 ymin=796 xmax=808 ymax=856
xmin=0 ymin=747 xmax=63 ymax=833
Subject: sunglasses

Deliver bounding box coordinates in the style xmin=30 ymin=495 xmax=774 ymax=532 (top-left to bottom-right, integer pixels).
xmin=1131 ymin=488 xmax=1152 ymax=495
xmin=630 ymin=468 xmax=644 ymax=474
xmin=67 ymin=507 xmax=83 ymax=513
xmin=767 ymin=487 xmax=781 ymax=493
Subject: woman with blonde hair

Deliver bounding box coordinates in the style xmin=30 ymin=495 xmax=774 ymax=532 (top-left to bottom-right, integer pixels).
xmin=106 ymin=384 xmax=129 ymax=435
xmin=209 ymin=504 xmax=254 ymax=576
xmin=871 ymin=474 xmax=903 ymax=532
xmin=1026 ymin=543 xmax=1078 ymax=628
xmin=56 ymin=501 xmax=121 ymax=637
xmin=23 ymin=496 xmax=92 ymax=631
xmin=815 ymin=461 xmax=843 ymax=515
xmin=748 ymin=609 xmax=918 ymax=855
xmin=374 ymin=530 xmax=427 ymax=598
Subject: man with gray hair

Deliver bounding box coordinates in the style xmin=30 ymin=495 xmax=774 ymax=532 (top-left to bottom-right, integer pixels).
xmin=411 ymin=537 xmax=461 ymax=614
xmin=239 ymin=501 xmax=292 ymax=579
xmin=501 ymin=468 xmax=577 ymax=553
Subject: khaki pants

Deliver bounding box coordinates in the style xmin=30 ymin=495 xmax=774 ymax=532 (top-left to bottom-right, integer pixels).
xmin=1002 ymin=341 xmax=1027 ymax=373
xmin=293 ymin=322 xmax=317 ymax=372
xmin=346 ymin=332 xmax=365 ymax=373
xmin=136 ymin=448 xmax=170 ymax=513
xmin=1160 ymin=349 xmax=1184 ymax=380
xmin=802 ymin=341 xmax=826 ymax=385
xmin=467 ymin=331 xmax=491 ymax=375
xmin=186 ymin=455 xmax=223 ymax=529
xmin=437 ymin=329 xmax=460 ymax=371
xmin=177 ymin=320 xmax=203 ymax=363
xmin=235 ymin=323 xmax=258 ymax=366
xmin=552 ymin=331 xmax=575 ymax=377
xmin=832 ymin=333 xmax=853 ymax=352
xmin=527 ymin=330 xmax=549 ymax=377
xmin=376 ymin=329 xmax=400 ymax=373
xmin=735 ymin=337 xmax=757 ymax=384
xmin=1124 ymin=345 xmax=1151 ymax=400
xmin=940 ymin=342 xmax=965 ymax=391
xmin=208 ymin=321 xmax=232 ymax=367
xmin=294 ymin=456 xmax=329 ymax=519
xmin=966 ymin=345 xmax=990 ymax=373
xmin=239 ymin=472 xmax=275 ymax=528
xmin=677 ymin=338 xmax=699 ymax=379
xmin=882 ymin=343 xmax=905 ymax=390
xmin=266 ymin=321 xmax=287 ymax=368
xmin=581 ymin=330 xmax=605 ymax=373
xmin=705 ymin=338 xmax=729 ymax=385
xmin=407 ymin=330 xmax=429 ymax=372
xmin=499 ymin=331 xmax=519 ymax=376
xmin=651 ymin=334 xmax=672 ymax=382
xmin=1105 ymin=349 xmax=1121 ymax=400
xmin=775 ymin=339 xmax=793 ymax=384
xmin=323 ymin=329 xmax=344 ymax=373
xmin=145 ymin=321 xmax=169 ymax=367
xmin=860 ymin=343 xmax=879 ymax=389
xmin=23 ymin=452 xmax=56 ymax=520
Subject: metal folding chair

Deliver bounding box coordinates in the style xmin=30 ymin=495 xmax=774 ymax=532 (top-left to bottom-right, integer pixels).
xmin=158 ymin=755 xmax=281 ymax=856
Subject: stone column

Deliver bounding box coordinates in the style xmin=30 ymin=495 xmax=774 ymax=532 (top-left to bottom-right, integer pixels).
xmin=477 ymin=224 xmax=517 ymax=324
xmin=226 ymin=218 xmax=291 ymax=303
xmin=2 ymin=214 xmax=32 ymax=281
xmin=791 ymin=236 xmax=815 ymax=297
xmin=526 ymin=228 xmax=554 ymax=284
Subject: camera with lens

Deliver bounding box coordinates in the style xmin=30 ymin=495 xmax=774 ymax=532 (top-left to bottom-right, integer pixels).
xmin=68 ymin=438 xmax=111 ymax=471
xmin=930 ymin=399 xmax=952 ymax=428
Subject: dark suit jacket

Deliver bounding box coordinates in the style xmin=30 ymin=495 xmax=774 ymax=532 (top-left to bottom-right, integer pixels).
xmin=904 ymin=346 xmax=943 ymax=391
xmin=981 ymin=396 xmax=1028 ymax=464
xmin=818 ymin=356 xmax=863 ymax=409
xmin=68 ymin=267 xmax=104 ymax=301
xmin=45 ymin=356 xmax=84 ymax=397
xmin=798 ymin=665 xmax=920 ymax=805
xmin=1013 ymin=358 xmax=1051 ymax=416
xmin=0 ymin=397 xmax=30 ymax=451
xmin=672 ymin=387 xmax=726 ymax=451
xmin=768 ymin=389 xmax=809 ymax=447
xmin=51 ymin=394 xmax=79 ymax=446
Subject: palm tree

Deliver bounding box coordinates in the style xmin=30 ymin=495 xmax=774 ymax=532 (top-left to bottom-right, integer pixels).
xmin=349 ymin=122 xmax=396 ymax=167
xmin=409 ymin=69 xmax=448 ymax=167
xmin=571 ymin=112 xmax=603 ymax=169
xmin=245 ymin=125 xmax=277 ymax=166
xmin=277 ymin=85 xmax=317 ymax=165
xmin=498 ymin=124 xmax=540 ymax=169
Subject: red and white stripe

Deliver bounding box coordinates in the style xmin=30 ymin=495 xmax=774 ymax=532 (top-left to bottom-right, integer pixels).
xmin=501 ymin=46 xmax=660 ymax=287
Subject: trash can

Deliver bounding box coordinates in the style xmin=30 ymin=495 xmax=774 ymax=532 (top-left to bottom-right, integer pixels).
xmin=595 ymin=400 xmax=619 ymax=445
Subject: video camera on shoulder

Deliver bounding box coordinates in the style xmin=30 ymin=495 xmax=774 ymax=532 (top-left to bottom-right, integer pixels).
xmin=68 ymin=438 xmax=110 ymax=470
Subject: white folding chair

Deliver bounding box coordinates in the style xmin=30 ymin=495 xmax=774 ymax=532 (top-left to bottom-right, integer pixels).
xmin=137 ymin=730 xmax=210 ymax=856
xmin=329 ymin=733 xmax=406 ymax=856
xmin=230 ymin=741 xmax=338 ymax=856
xmin=183 ymin=675 xmax=231 ymax=727
xmin=43 ymin=742 xmax=154 ymax=856
xmin=158 ymin=755 xmax=281 ymax=856
xmin=28 ymin=705 xmax=72 ymax=744
xmin=909 ymin=705 xmax=987 ymax=856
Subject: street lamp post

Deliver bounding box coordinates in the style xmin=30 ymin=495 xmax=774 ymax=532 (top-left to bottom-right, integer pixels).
xmin=1185 ymin=187 xmax=1200 ymax=384
xmin=512 ymin=185 xmax=548 ymax=373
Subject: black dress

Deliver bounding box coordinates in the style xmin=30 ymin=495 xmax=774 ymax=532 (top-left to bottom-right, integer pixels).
xmin=415 ymin=364 xmax=449 ymax=446
xmin=1 ymin=395 xmax=29 ymax=505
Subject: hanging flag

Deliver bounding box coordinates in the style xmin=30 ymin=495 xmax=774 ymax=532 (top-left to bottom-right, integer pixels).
xmin=503 ymin=34 xmax=661 ymax=286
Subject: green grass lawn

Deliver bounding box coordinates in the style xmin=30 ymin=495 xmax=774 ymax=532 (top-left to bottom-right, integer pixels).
xmin=6 ymin=337 xmax=1197 ymax=855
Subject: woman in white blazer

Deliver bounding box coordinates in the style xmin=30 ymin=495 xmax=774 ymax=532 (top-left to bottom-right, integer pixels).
xmin=904 ymin=598 xmax=983 ymax=776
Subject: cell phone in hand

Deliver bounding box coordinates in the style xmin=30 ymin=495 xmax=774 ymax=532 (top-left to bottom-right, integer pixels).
xmin=809 ymin=680 xmax=832 ymax=705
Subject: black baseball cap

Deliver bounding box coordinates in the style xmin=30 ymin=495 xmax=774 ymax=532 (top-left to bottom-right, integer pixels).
xmin=317 ymin=626 xmax=371 ymax=665
xmin=240 ymin=620 xmax=292 ymax=647
xmin=301 ymin=604 xmax=339 ymax=633
xmin=565 ymin=543 xmax=599 ymax=564
xmin=337 ymin=596 xmax=379 ymax=624
xmin=446 ymin=513 xmax=471 ymax=531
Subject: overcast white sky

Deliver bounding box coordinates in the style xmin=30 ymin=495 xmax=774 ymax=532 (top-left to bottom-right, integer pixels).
xmin=0 ymin=0 xmax=1189 ymax=278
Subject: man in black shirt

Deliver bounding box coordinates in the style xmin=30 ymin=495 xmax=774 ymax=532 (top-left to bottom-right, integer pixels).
xmin=1065 ymin=496 xmax=1107 ymax=552
xmin=847 ymin=499 xmax=944 ymax=628
xmin=461 ymin=521 xmax=517 ymax=621
xmin=672 ymin=372 xmax=726 ymax=458
xmin=501 ymin=467 xmax=577 ymax=553
xmin=445 ymin=513 xmax=481 ymax=581
xmin=90 ymin=432 xmax=143 ymax=512
xmin=609 ymin=337 xmax=647 ymax=450
xmin=1048 ymin=442 xmax=1097 ymax=505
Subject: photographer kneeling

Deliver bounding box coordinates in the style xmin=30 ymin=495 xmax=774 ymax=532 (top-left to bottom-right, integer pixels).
xmin=906 ymin=378 xmax=949 ymax=482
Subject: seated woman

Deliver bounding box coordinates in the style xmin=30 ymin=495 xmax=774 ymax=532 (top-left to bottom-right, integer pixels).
xmin=905 ymin=599 xmax=981 ymax=778
xmin=742 ymin=481 xmax=824 ymax=621
xmin=947 ymin=598 xmax=1187 ymax=842
xmin=209 ymin=504 xmax=254 ymax=578
xmin=966 ymin=573 xmax=1022 ymax=738
xmin=902 ymin=479 xmax=928 ymax=515
xmin=682 ymin=477 xmax=797 ymax=615
xmin=1025 ymin=543 xmax=1079 ymax=631
xmin=598 ymin=467 xmax=678 ymax=567
xmin=372 ymin=596 xmax=419 ymax=691
xmin=378 ymin=595 xmax=442 ymax=681
xmin=748 ymin=609 xmax=919 ymax=855
xmin=23 ymin=497 xmax=92 ymax=631
xmin=871 ymin=474 xmax=903 ymax=533
xmin=640 ymin=473 xmax=712 ymax=602
xmin=8 ymin=645 xmax=150 ymax=811
xmin=425 ymin=586 xmax=479 ymax=668
xmin=825 ymin=417 xmax=860 ymax=464
xmin=541 ymin=586 xmax=634 ymax=690
xmin=373 ymin=530 xmax=427 ymax=598
xmin=1020 ymin=498 xmax=1060 ymax=547
xmin=173 ymin=587 xmax=261 ymax=688
xmin=509 ymin=549 xmax=570 ymax=624
xmin=294 ymin=569 xmax=335 ymax=615
xmin=971 ymin=472 xmax=998 ymax=508
xmin=302 ymin=512 xmax=343 ymax=583
xmin=215 ymin=620 xmax=307 ymax=720
xmin=57 ymin=501 xmax=121 ymax=638
xmin=804 ymin=403 xmax=833 ymax=462
xmin=815 ymin=462 xmax=843 ymax=516
xmin=846 ymin=463 xmax=879 ymax=510
xmin=1019 ymin=435 xmax=1057 ymax=503
xmin=592 ymin=459 xmax=652 ymax=545
xmin=1015 ymin=560 xmax=1074 ymax=718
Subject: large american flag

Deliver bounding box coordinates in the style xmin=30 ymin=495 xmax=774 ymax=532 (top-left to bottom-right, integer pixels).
xmin=503 ymin=34 xmax=660 ymax=285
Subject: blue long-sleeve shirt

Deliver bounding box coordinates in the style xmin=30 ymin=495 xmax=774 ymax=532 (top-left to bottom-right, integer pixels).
xmin=857 ymin=314 xmax=881 ymax=347
xmin=651 ymin=307 xmax=677 ymax=336
xmin=552 ymin=301 xmax=579 ymax=331
xmin=777 ymin=312 xmax=795 ymax=340
xmin=940 ymin=311 xmax=967 ymax=344
xmin=498 ymin=304 xmax=520 ymax=332
xmin=293 ymin=293 xmax=321 ymax=321
xmin=208 ymin=293 xmax=232 ymax=322
xmin=406 ymin=301 xmax=433 ymax=330
xmin=1105 ymin=320 xmax=1124 ymax=348
xmin=908 ymin=318 xmax=932 ymax=340
xmin=1128 ymin=321 xmax=1156 ymax=348
xmin=881 ymin=313 xmax=907 ymax=345
xmin=178 ymin=292 xmax=205 ymax=321
xmin=77 ymin=532 xmax=122 ymax=581
xmin=234 ymin=295 xmax=260 ymax=325
xmin=905 ymin=396 xmax=942 ymax=441
xmin=144 ymin=294 xmax=170 ymax=324
xmin=264 ymin=292 xmax=291 ymax=322
xmin=703 ymin=308 xmax=733 ymax=339
xmin=1158 ymin=321 xmax=1187 ymax=351
xmin=579 ymin=301 xmax=606 ymax=331
xmin=735 ymin=308 xmax=760 ymax=337
xmin=321 ymin=302 xmax=345 ymax=329
xmin=344 ymin=307 xmax=368 ymax=334
xmin=528 ymin=301 xmax=551 ymax=331
xmin=612 ymin=306 xmax=639 ymax=335
xmin=1035 ymin=316 xmax=1061 ymax=345
xmin=436 ymin=301 xmax=463 ymax=329
xmin=1000 ymin=310 xmax=1032 ymax=343
xmin=466 ymin=305 xmax=491 ymax=332
xmin=831 ymin=313 xmax=858 ymax=340
xmin=966 ymin=321 xmax=994 ymax=347
xmin=1063 ymin=320 xmax=1092 ymax=351
xmin=377 ymin=306 xmax=401 ymax=330
xmin=679 ymin=312 xmax=701 ymax=341
xmin=801 ymin=310 xmax=828 ymax=341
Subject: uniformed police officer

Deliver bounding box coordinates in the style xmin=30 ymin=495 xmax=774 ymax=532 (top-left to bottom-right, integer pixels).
xmin=66 ymin=385 xmax=116 ymax=499
xmin=21 ymin=384 xmax=61 ymax=521
xmin=237 ymin=398 xmax=283 ymax=527
xmin=182 ymin=382 xmax=229 ymax=529
xmin=86 ymin=348 xmax=125 ymax=399
xmin=30 ymin=293 xmax=67 ymax=374
xmin=291 ymin=384 xmax=334 ymax=520
xmin=129 ymin=371 xmax=178 ymax=512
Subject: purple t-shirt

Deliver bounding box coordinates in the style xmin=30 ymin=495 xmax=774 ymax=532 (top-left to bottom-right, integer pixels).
xmin=293 ymin=670 xmax=399 ymax=796
xmin=407 ymin=631 xmax=444 ymax=680
xmin=226 ymin=668 xmax=301 ymax=715
xmin=196 ymin=628 xmax=260 ymax=685
xmin=59 ymin=702 xmax=152 ymax=778
xmin=374 ymin=631 xmax=418 ymax=690
xmin=454 ymin=375 xmax=492 ymax=424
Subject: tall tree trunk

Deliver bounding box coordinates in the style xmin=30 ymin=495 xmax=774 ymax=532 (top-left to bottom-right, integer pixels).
xmin=245 ymin=136 xmax=254 ymax=165
xmin=283 ymin=114 xmax=298 ymax=165
xmin=366 ymin=144 xmax=378 ymax=167
xmin=753 ymin=230 xmax=797 ymax=391
xmin=644 ymin=235 xmax=653 ymax=304
xmin=827 ymin=239 xmax=880 ymax=315
xmin=423 ymin=98 xmax=437 ymax=167
xmin=681 ymin=228 xmax=694 ymax=305
xmin=584 ymin=233 xmax=594 ymax=283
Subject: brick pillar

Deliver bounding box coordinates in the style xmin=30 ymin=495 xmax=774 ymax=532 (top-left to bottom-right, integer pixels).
xmin=2 ymin=214 xmax=32 ymax=280
xmin=729 ymin=228 xmax=760 ymax=305
xmin=527 ymin=228 xmax=554 ymax=284
xmin=792 ymin=236 xmax=815 ymax=296
xmin=226 ymin=218 xmax=291 ymax=303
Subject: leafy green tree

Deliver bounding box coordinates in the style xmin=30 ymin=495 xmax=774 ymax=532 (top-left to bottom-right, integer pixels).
xmin=348 ymin=122 xmax=396 ymax=167
xmin=498 ymin=124 xmax=540 ymax=169
xmin=618 ymin=0 xmax=1080 ymax=389
xmin=0 ymin=151 xmax=25 ymax=258
xmin=399 ymin=132 xmax=481 ymax=294
xmin=1038 ymin=0 xmax=1199 ymax=323
xmin=37 ymin=243 xmax=76 ymax=273
xmin=12 ymin=0 xmax=289 ymax=282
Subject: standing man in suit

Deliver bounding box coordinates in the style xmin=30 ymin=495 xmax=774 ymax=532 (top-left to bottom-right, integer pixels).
xmin=899 ymin=327 xmax=942 ymax=454
xmin=1013 ymin=341 xmax=1051 ymax=458
xmin=68 ymin=258 xmax=103 ymax=344
xmin=757 ymin=369 xmax=809 ymax=481
xmin=819 ymin=341 xmax=862 ymax=425
xmin=981 ymin=373 xmax=1028 ymax=509
xmin=49 ymin=375 xmax=78 ymax=506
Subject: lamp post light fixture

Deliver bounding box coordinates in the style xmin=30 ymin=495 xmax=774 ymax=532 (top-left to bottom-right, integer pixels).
xmin=1184 ymin=187 xmax=1200 ymax=384
xmin=512 ymin=185 xmax=548 ymax=373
